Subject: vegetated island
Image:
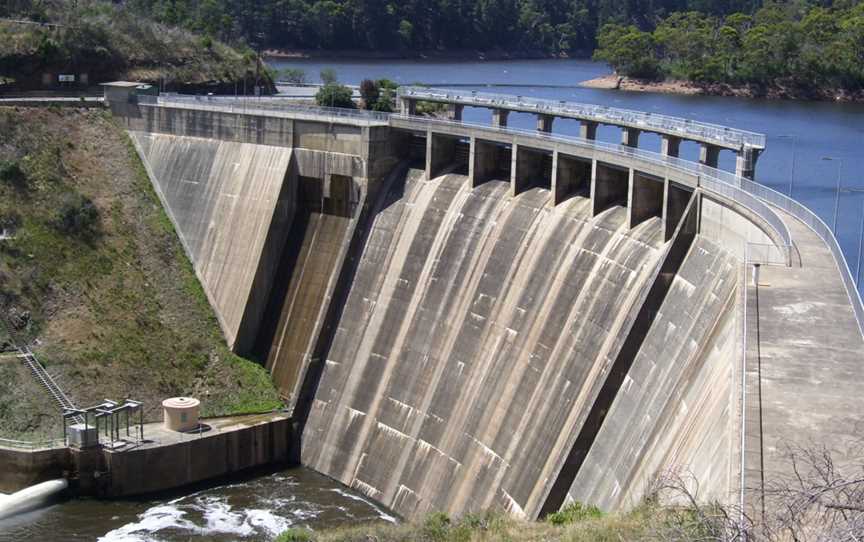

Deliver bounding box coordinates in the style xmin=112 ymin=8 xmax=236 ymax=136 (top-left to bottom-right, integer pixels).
xmin=0 ymin=0 xmax=274 ymax=93
xmin=584 ymin=3 xmax=864 ymax=102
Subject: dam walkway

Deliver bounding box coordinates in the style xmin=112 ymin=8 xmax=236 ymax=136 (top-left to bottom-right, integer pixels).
xmin=744 ymin=208 xmax=864 ymax=505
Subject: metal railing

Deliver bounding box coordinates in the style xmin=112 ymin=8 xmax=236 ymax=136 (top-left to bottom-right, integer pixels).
xmin=133 ymin=97 xmax=861 ymax=336
xmin=398 ymin=86 xmax=767 ymax=150
xmin=740 ymin=178 xmax=864 ymax=336
xmin=139 ymin=94 xmax=391 ymax=125
xmin=0 ymin=436 xmax=65 ymax=450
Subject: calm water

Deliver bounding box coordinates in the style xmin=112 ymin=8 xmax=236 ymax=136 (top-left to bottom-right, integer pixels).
xmin=0 ymin=467 xmax=395 ymax=541
xmin=272 ymin=58 xmax=864 ymax=286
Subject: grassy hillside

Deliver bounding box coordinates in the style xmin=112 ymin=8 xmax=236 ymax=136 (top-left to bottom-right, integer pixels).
xmin=0 ymin=1 xmax=272 ymax=93
xmin=275 ymin=502 xmax=724 ymax=542
xmin=0 ymin=106 xmax=281 ymax=440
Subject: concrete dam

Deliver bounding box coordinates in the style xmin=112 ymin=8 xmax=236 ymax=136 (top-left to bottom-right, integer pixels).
xmin=112 ymin=88 xmax=864 ymax=522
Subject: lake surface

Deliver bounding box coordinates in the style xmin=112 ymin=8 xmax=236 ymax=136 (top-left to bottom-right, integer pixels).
xmin=0 ymin=467 xmax=395 ymax=541
xmin=271 ymin=58 xmax=864 ymax=288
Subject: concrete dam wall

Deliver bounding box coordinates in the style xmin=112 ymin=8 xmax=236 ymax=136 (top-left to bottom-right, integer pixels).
xmin=299 ymin=169 xmax=696 ymax=519
xmin=131 ymin=132 xmax=296 ymax=352
xmin=121 ymin=97 xmax=863 ymax=526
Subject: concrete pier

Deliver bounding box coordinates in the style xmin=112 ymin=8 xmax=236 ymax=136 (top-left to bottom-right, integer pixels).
xmin=580 ymin=121 xmax=598 ymax=140
xmin=446 ymin=103 xmax=464 ymax=122
xmin=621 ymin=128 xmax=640 ymax=148
xmin=736 ymin=147 xmax=761 ymax=179
xmin=492 ymin=108 xmax=509 ymax=128
xmin=699 ymin=143 xmax=721 ymax=168
xmin=661 ymin=135 xmax=681 ymax=157
xmin=536 ymin=114 xmax=554 ymax=133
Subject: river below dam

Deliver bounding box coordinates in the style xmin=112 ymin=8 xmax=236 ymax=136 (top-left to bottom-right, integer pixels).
xmin=0 ymin=467 xmax=395 ymax=541
xmin=272 ymin=57 xmax=864 ymax=288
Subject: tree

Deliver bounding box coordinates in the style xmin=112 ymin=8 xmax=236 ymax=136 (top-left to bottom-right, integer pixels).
xmin=315 ymin=83 xmax=355 ymax=108
xmin=594 ymin=24 xmax=660 ymax=79
xmin=320 ymin=68 xmax=338 ymax=85
xmin=359 ymin=78 xmax=379 ymax=109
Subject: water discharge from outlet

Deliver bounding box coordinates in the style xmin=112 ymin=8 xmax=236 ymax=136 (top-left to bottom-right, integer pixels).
xmin=0 ymin=479 xmax=68 ymax=521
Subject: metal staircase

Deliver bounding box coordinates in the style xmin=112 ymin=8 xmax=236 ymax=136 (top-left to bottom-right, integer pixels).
xmin=19 ymin=346 xmax=83 ymax=423
xmin=2 ymin=317 xmax=84 ymax=425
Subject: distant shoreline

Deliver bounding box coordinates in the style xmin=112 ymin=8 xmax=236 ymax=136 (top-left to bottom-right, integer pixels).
xmin=264 ymin=49 xmax=582 ymax=62
xmin=580 ymin=74 xmax=864 ymax=103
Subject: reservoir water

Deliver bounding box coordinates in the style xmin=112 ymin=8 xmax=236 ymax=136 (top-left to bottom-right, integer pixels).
xmin=271 ymin=58 xmax=864 ymax=289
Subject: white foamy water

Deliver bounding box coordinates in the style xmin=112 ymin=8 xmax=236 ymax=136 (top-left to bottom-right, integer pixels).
xmin=330 ymin=489 xmax=398 ymax=524
xmin=72 ymin=469 xmax=398 ymax=542
xmin=99 ymin=504 xmax=201 ymax=542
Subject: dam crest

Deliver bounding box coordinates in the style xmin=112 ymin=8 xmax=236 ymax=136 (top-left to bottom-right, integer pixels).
xmin=109 ymin=88 xmax=863 ymax=521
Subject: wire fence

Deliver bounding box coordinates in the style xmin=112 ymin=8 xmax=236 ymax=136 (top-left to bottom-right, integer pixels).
xmin=398 ymin=86 xmax=767 ymax=150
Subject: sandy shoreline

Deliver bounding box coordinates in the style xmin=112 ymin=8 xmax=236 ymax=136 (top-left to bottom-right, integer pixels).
xmin=580 ymin=74 xmax=864 ymax=102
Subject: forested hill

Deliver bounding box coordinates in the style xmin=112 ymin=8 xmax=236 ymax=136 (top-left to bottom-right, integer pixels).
xmin=595 ymin=3 xmax=864 ymax=98
xmin=117 ymin=0 xmax=763 ymax=54
xmin=0 ymin=0 xmax=269 ymax=92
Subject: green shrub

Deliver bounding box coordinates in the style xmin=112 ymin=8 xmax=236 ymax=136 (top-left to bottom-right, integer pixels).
xmin=0 ymin=160 xmax=26 ymax=188
xmin=546 ymin=501 xmax=603 ymax=525
xmin=315 ymin=83 xmax=355 ymax=109
xmin=275 ymin=527 xmax=314 ymax=542
xmin=372 ymin=89 xmax=394 ymax=112
xmin=422 ymin=511 xmax=451 ymax=541
xmin=53 ymin=194 xmax=100 ymax=238
xmin=319 ymin=68 xmax=338 ymax=85
xmin=282 ymin=68 xmax=306 ymax=84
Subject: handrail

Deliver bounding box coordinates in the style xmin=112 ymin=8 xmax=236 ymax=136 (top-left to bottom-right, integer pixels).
xmin=397 ymin=86 xmax=767 ymax=150
xmin=140 ymin=94 xmax=391 ymax=125
xmin=132 ymin=97 xmax=861 ymax=336
xmin=0 ymin=437 xmax=65 ymax=450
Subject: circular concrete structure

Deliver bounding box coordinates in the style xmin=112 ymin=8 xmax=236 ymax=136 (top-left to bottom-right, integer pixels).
xmin=162 ymin=397 xmax=200 ymax=432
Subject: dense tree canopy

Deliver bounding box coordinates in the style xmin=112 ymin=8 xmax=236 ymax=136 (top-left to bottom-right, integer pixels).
xmin=595 ymin=2 xmax=864 ymax=91
xmin=81 ymin=0 xmax=765 ymax=54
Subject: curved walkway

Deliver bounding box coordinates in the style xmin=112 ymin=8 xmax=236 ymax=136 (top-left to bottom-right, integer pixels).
xmin=744 ymin=208 xmax=864 ymax=508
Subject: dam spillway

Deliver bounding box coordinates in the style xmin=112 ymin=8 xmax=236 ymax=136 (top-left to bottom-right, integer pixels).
xmin=112 ymin=90 xmax=864 ymax=525
xmin=300 ymin=170 xmax=668 ymax=518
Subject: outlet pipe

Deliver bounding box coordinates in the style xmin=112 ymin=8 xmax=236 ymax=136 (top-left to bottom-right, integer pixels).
xmin=0 ymin=479 xmax=68 ymax=521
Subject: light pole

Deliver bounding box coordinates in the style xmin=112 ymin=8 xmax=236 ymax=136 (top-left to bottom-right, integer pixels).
xmin=822 ymin=156 xmax=843 ymax=233
xmin=777 ymin=134 xmax=796 ymax=198
xmin=838 ymin=187 xmax=864 ymax=287
xmin=857 ymin=198 xmax=864 ymax=287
